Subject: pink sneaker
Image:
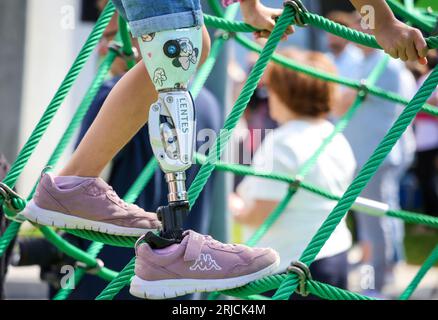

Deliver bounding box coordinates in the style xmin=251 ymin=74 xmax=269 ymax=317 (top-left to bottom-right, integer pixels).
xmin=129 ymin=230 xmax=280 ymax=299
xmin=22 ymin=173 xmax=161 ymax=236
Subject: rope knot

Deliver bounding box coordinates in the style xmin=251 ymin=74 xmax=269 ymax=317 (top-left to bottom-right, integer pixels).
xmin=287 ymin=260 xmax=312 ymax=297
xmin=214 ymin=29 xmax=233 ymax=41
xmin=358 ymin=79 xmax=369 ymax=98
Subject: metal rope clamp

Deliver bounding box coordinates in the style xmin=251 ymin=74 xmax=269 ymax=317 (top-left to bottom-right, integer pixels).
xmin=214 ymin=29 xmax=233 ymax=41
xmin=358 ymin=79 xmax=369 ymax=99
xmin=283 ymin=0 xmax=309 ymax=27
xmin=0 ymin=182 xmax=26 ymax=219
xmin=290 ymin=175 xmax=303 ymax=191
xmin=287 ymin=261 xmax=312 ymax=297
xmin=76 ymin=258 xmax=105 ymax=275
xmin=108 ymin=41 xmax=139 ymax=63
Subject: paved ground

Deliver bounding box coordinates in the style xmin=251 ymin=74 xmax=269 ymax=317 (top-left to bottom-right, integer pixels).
xmin=4 ymin=263 xmax=438 ymax=300
xmin=386 ymin=264 xmax=438 ymax=299
xmin=4 ymin=266 xmax=48 ymax=299
xmin=348 ymin=263 xmax=438 ymax=299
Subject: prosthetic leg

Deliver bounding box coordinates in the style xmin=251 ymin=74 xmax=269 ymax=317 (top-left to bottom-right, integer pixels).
xmin=138 ymin=26 xmax=202 ymax=248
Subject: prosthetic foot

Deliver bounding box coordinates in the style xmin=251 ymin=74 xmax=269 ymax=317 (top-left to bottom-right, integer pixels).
xmin=138 ymin=26 xmax=202 ymax=248
xmin=129 ymin=26 xmax=281 ymax=300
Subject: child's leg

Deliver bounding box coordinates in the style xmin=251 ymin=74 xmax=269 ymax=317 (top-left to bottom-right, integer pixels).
xmin=61 ymin=0 xmax=207 ymax=177
xmin=24 ymin=0 xmax=209 ymax=236
xmin=60 ymin=26 xmax=210 ymax=177
xmin=60 ymin=61 xmax=154 ymax=177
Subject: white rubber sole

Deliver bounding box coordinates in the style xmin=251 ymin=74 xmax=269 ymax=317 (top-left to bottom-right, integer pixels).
xmin=129 ymin=257 xmax=280 ymax=299
xmin=22 ymin=199 xmax=154 ymax=237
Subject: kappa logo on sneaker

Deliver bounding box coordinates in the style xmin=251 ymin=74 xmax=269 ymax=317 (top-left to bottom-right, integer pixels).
xmin=189 ymin=253 xmax=222 ymax=271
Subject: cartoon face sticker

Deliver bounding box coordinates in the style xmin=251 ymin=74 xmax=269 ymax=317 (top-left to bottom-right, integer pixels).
xmin=174 ymin=83 xmax=186 ymax=90
xmin=172 ymin=38 xmax=199 ymax=71
xmin=141 ymin=32 xmax=155 ymax=42
xmin=153 ymin=68 xmax=167 ymax=86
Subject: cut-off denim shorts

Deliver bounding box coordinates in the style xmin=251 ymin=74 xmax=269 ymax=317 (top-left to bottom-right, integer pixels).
xmin=111 ymin=0 xmax=204 ymax=37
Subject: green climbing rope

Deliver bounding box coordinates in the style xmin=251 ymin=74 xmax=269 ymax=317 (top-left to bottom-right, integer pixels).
xmin=204 ymin=10 xmax=438 ymax=118
xmin=387 ymin=0 xmax=436 ymax=33
xmin=0 ymin=33 xmax=121 ymax=273
xmin=1 ymin=0 xmax=437 ymax=302
xmin=235 ymin=34 xmax=438 ymax=117
xmin=94 ymin=0 xmax=436 ymax=300
xmin=0 ymin=2 xmax=115 ymax=195
xmin=194 ymin=153 xmax=438 ymax=229
xmin=0 ymin=221 xmax=20 ymax=257
xmin=204 ymin=12 xmax=438 ymax=49
xmin=53 ymin=241 xmax=104 ymax=300
xmin=244 ymin=55 xmax=389 ymax=248
xmin=272 ymin=64 xmax=438 ymax=301
xmin=0 ymin=13 xmax=143 ymax=300
xmin=306 ymin=280 xmax=376 ymax=300
xmin=33 ymin=51 xmax=118 ymax=198
xmin=95 ymin=257 xmax=135 ymax=300
xmin=93 ymin=9 xmax=240 ymax=300
xmin=399 ymin=244 xmax=438 ymax=300
xmin=0 ymin=22 xmax=119 ymax=260
xmin=188 ymin=5 xmax=294 ymax=209
xmin=40 ymin=226 xmax=117 ymax=281
xmin=65 ymin=158 xmax=158 ymax=247
xmin=52 ymin=158 xmax=159 ymax=299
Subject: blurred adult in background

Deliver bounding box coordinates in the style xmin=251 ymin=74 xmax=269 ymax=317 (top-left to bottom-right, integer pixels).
xmin=413 ymin=52 xmax=438 ymax=218
xmin=332 ymin=12 xmax=417 ymax=297
xmin=326 ymin=11 xmax=363 ymax=79
xmin=231 ymin=48 xmax=355 ymax=298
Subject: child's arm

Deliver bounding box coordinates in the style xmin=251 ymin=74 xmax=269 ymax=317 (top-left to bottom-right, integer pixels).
xmin=240 ymin=0 xmax=294 ymax=40
xmin=350 ymin=0 xmax=428 ymax=64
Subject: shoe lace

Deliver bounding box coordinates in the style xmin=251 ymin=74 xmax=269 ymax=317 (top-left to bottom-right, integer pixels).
xmin=203 ymin=234 xmax=237 ymax=250
xmin=107 ymin=186 xmax=129 ymax=209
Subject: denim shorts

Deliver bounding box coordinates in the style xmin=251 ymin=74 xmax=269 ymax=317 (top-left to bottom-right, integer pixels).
xmin=111 ymin=0 xmax=204 ymax=36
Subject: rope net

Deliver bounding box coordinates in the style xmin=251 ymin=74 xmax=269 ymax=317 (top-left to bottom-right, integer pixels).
xmin=0 ymin=0 xmax=438 ymax=301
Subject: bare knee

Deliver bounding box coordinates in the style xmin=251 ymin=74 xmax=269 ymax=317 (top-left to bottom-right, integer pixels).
xmin=125 ymin=61 xmax=158 ymax=104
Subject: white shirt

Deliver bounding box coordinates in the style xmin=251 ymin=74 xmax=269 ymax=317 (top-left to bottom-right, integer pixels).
xmin=237 ymin=119 xmax=356 ymax=272
xmin=337 ymin=50 xmax=416 ymax=168
xmin=330 ymin=44 xmax=364 ymax=80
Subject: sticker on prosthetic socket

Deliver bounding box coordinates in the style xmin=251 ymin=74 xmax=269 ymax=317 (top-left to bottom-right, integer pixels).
xmin=138 ymin=26 xmax=203 ymax=91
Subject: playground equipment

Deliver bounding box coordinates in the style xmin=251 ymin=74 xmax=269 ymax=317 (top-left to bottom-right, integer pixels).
xmin=1 ymin=0 xmax=438 ymax=300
